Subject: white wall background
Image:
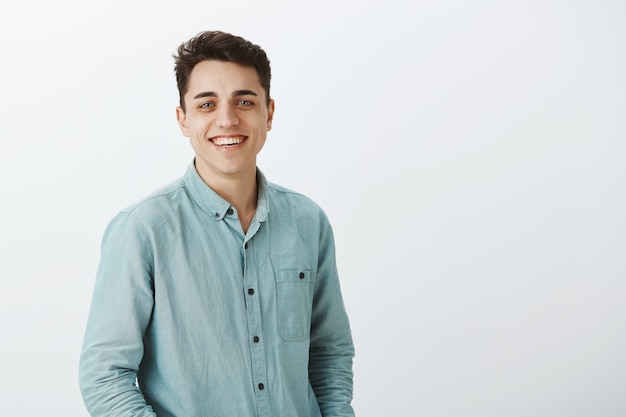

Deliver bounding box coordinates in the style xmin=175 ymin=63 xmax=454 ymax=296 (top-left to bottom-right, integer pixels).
xmin=1 ymin=0 xmax=625 ymax=415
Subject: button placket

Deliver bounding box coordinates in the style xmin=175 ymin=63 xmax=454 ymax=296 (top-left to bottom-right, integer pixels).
xmin=242 ymin=232 xmax=271 ymax=415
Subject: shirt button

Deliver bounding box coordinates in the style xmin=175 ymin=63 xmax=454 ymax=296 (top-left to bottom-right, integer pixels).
xmin=299 ymin=272 xmax=305 ymax=279
xmin=248 ymin=288 xmax=254 ymax=295
xmin=253 ymin=336 xmax=260 ymax=343
xmin=227 ymin=208 xmax=234 ymax=215
xmin=214 ymin=212 xmax=220 ymax=218
xmin=258 ymin=383 xmax=265 ymax=390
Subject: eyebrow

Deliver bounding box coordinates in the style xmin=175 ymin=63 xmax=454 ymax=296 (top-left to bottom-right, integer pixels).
xmin=193 ymin=90 xmax=258 ymax=99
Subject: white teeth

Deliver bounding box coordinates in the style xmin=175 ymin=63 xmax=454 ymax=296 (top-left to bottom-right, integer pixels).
xmin=212 ymin=136 xmax=244 ymax=146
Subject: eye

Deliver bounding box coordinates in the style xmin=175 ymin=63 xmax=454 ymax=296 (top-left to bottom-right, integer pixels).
xmin=236 ymin=99 xmax=253 ymax=106
xmin=198 ymin=102 xmax=215 ymax=109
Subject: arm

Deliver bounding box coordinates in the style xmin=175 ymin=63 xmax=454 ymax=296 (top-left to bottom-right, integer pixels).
xmin=309 ymin=213 xmax=355 ymax=417
xmin=79 ymin=212 xmax=157 ymax=417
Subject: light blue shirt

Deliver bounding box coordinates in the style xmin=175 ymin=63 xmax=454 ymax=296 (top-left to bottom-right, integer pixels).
xmin=79 ymin=163 xmax=355 ymax=417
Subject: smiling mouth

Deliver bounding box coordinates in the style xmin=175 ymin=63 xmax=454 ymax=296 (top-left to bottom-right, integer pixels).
xmin=210 ymin=135 xmax=247 ymax=147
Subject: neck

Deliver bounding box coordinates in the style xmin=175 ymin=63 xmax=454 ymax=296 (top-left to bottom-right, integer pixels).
xmin=196 ymin=164 xmax=258 ymax=234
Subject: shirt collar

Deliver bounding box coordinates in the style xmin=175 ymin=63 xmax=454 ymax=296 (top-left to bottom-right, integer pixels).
xmin=183 ymin=160 xmax=269 ymax=222
xmin=255 ymin=170 xmax=269 ymax=222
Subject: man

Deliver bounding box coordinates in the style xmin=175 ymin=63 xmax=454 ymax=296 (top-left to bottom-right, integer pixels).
xmin=79 ymin=31 xmax=355 ymax=417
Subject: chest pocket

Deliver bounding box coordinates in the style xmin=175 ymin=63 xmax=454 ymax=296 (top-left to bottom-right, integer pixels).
xmin=276 ymin=269 xmax=314 ymax=342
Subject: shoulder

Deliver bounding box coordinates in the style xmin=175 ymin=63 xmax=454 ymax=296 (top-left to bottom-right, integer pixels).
xmin=265 ymin=181 xmax=332 ymax=226
xmin=98 ymin=176 xmax=193 ymax=254
xmin=124 ymin=177 xmax=186 ymax=211
xmin=110 ymin=177 xmax=190 ymax=229
xmin=266 ymin=181 xmax=320 ymax=208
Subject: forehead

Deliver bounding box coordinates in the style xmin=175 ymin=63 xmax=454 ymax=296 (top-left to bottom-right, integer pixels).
xmin=186 ymin=60 xmax=263 ymax=96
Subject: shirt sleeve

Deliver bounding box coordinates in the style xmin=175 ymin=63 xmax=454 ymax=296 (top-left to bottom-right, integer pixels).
xmin=309 ymin=213 xmax=356 ymax=417
xmin=79 ymin=211 xmax=157 ymax=417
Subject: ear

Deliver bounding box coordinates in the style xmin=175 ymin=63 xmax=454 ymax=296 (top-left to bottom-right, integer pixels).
xmin=176 ymin=106 xmax=189 ymax=137
xmin=266 ymin=99 xmax=275 ymax=131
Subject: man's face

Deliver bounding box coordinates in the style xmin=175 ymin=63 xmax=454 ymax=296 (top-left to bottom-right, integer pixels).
xmin=176 ymin=60 xmax=274 ymax=183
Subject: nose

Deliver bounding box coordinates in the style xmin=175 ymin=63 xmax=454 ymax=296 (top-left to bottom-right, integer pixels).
xmin=216 ymin=105 xmax=239 ymax=128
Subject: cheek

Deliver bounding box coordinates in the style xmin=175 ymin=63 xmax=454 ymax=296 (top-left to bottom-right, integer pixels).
xmin=188 ymin=118 xmax=210 ymax=134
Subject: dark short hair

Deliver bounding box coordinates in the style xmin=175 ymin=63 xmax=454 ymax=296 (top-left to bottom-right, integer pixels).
xmin=174 ymin=30 xmax=272 ymax=111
